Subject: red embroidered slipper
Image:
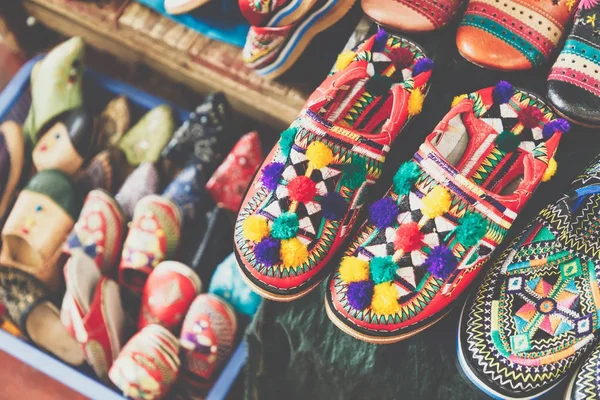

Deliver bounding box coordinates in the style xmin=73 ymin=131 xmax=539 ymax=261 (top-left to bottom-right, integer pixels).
xmin=325 ymin=81 xmax=567 ymax=344
xmin=234 ymin=31 xmax=434 ymax=301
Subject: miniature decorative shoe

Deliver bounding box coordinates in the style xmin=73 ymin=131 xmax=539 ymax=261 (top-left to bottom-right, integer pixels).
xmin=23 ymin=37 xmax=85 ymax=149
xmin=206 ymin=131 xmax=264 ymax=212
xmin=119 ymin=195 xmax=182 ymax=294
xmin=242 ymin=0 xmax=357 ymax=78
xmin=362 ymin=0 xmax=464 ymax=33
xmin=0 ymin=121 xmax=24 ymax=221
xmin=234 ymin=31 xmax=434 ymax=301
xmin=0 ymin=266 xmax=85 ymax=365
xmin=64 ymin=189 xmax=126 ymax=275
xmin=548 ymin=3 xmax=600 ymax=127
xmin=118 ymin=105 xmax=175 ymax=167
xmin=32 ymin=108 xmax=95 ymax=175
xmin=325 ymin=81 xmax=566 ymax=344
xmin=138 ymin=261 xmax=202 ymax=332
xmin=61 ymin=252 xmax=126 ymax=381
xmin=457 ymin=153 xmax=600 ymax=399
xmin=74 ymin=147 xmax=127 ymax=195
xmin=163 ymin=164 xmax=206 ymax=224
xmin=1 ymin=169 xmax=80 ymax=291
xmin=209 ymin=253 xmax=262 ymax=317
xmin=96 ymin=96 xmax=131 ymax=150
xmin=115 ymin=162 xmax=160 ymax=220
xmin=566 ymin=341 xmax=600 ymax=399
xmin=109 ymin=324 xmax=180 ymax=400
xmin=179 ymin=294 xmax=237 ymax=393
xmin=239 ymin=0 xmax=293 ymax=26
xmin=456 ymin=0 xmax=579 ymax=70
xmin=164 ymin=0 xmax=214 ymax=14
xmin=161 ymin=93 xmax=234 ymax=173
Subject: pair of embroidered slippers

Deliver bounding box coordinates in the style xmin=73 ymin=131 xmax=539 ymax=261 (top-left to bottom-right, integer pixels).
xmin=234 ymin=31 xmax=569 ymax=344
xmin=457 ymin=153 xmax=600 ymax=399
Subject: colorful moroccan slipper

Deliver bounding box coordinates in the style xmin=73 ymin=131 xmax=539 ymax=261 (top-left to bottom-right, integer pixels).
xmin=325 ymin=81 xmax=566 ymax=344
xmin=362 ymin=0 xmax=464 ymax=33
xmin=457 ymin=154 xmax=600 ymax=399
xmin=456 ymin=0 xmax=579 ymax=70
xmin=234 ymin=32 xmax=434 ymax=301
xmin=242 ymin=0 xmax=358 ymax=78
xmin=0 ymin=121 xmax=24 ymax=222
xmin=565 ymin=341 xmax=600 ymax=400
xmin=548 ymin=1 xmax=600 ymax=127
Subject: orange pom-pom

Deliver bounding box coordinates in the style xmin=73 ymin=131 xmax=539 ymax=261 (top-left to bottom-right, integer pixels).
xmin=394 ymin=222 xmax=424 ymax=252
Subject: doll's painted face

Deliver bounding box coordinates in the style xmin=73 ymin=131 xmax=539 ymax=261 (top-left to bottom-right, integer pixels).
xmin=33 ymin=121 xmax=83 ymax=175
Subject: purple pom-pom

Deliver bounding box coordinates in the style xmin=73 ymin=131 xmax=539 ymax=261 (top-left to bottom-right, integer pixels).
xmin=492 ymin=81 xmax=514 ymax=105
xmin=254 ymin=237 xmax=281 ymax=266
xmin=542 ymin=118 xmax=570 ymax=139
xmin=373 ymin=28 xmax=388 ymax=52
xmin=423 ymin=245 xmax=458 ymax=280
xmin=321 ymin=192 xmax=347 ymax=220
xmin=368 ymin=197 xmax=400 ymax=229
xmin=347 ymin=280 xmax=374 ymax=310
xmin=412 ymin=57 xmax=434 ymax=76
xmin=261 ymin=162 xmax=285 ymax=191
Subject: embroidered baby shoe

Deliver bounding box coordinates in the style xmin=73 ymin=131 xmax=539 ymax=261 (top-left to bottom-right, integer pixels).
xmin=64 ymin=189 xmax=126 ymax=275
xmin=234 ymin=32 xmax=434 ymax=301
xmin=74 ymin=147 xmax=127 ymax=195
xmin=456 ymin=0 xmax=579 ymax=70
xmin=162 ymin=164 xmax=206 ymax=224
xmin=95 ymin=95 xmax=131 ymax=150
xmin=457 ymin=154 xmax=600 ymax=399
xmin=325 ymin=81 xmax=566 ymax=344
xmin=362 ymin=0 xmax=464 ymax=32
xmin=61 ymin=252 xmax=126 ymax=381
xmin=0 ymin=121 xmax=24 ymax=222
xmin=242 ymin=0 xmax=357 ymax=78
xmin=115 ymin=162 xmax=160 ymax=220
xmin=565 ymin=340 xmax=600 ymax=399
xmin=206 ymin=131 xmax=264 ymax=212
xmin=548 ymin=2 xmax=600 ymax=127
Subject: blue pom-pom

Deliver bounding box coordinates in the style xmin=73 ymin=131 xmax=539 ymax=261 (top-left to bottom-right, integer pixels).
xmin=347 ymin=280 xmax=374 ymax=310
xmin=261 ymin=162 xmax=285 ymax=191
xmin=492 ymin=81 xmax=514 ymax=105
xmin=373 ymin=28 xmax=388 ymax=52
xmin=368 ymin=197 xmax=399 ymax=230
xmin=542 ymin=118 xmax=570 ymax=139
xmin=255 ymin=237 xmax=281 ymax=266
xmin=412 ymin=57 xmax=433 ymax=76
xmin=321 ymin=192 xmax=347 ymax=220
xmin=424 ymin=245 xmax=458 ymax=280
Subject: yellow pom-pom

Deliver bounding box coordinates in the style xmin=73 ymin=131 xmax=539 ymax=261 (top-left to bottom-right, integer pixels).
xmin=280 ymin=238 xmax=308 ymax=268
xmin=542 ymin=157 xmax=557 ymax=182
xmin=335 ymin=50 xmax=355 ymax=71
xmin=451 ymin=94 xmax=468 ymax=107
xmin=371 ymin=282 xmax=400 ymax=315
xmin=306 ymin=142 xmax=334 ymax=169
xmin=422 ymin=185 xmax=452 ymax=219
xmin=339 ymin=256 xmax=369 ymax=283
xmin=408 ymin=89 xmax=424 ymax=116
xmin=243 ymin=215 xmax=270 ymax=242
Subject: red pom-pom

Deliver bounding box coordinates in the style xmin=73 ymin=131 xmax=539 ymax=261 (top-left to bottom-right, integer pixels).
xmin=288 ymin=176 xmax=317 ymax=203
xmin=393 ymin=222 xmax=424 ymax=253
xmin=388 ymin=47 xmax=414 ymax=71
xmin=518 ymin=106 xmax=543 ymax=129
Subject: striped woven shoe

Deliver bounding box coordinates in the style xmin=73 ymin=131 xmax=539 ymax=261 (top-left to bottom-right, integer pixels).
xmin=456 ymin=0 xmax=579 ymax=70
xmin=234 ymin=31 xmax=434 ymax=301
xmin=548 ymin=0 xmax=600 ymax=127
xmin=455 ymin=153 xmax=600 ymax=400
xmin=565 ymin=340 xmax=600 ymax=399
xmin=325 ymin=81 xmax=566 ymax=344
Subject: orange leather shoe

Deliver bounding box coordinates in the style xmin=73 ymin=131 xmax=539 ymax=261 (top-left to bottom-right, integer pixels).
xmin=456 ymin=0 xmax=579 ymax=70
xmin=362 ymin=0 xmax=464 ymax=32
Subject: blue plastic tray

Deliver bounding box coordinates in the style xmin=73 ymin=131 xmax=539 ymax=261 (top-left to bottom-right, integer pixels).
xmin=0 ymin=56 xmax=246 ymax=400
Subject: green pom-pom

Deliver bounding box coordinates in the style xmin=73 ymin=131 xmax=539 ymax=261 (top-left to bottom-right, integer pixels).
xmin=455 ymin=211 xmax=488 ymax=248
xmin=370 ymin=256 xmax=397 ymax=284
xmin=341 ymin=158 xmax=367 ymax=190
xmin=495 ymin=131 xmax=520 ymax=153
xmin=271 ymin=212 xmax=299 ymax=239
xmin=393 ymin=161 xmax=420 ymax=196
xmin=279 ymin=127 xmax=297 ymax=158
xmin=365 ymin=75 xmax=394 ymax=97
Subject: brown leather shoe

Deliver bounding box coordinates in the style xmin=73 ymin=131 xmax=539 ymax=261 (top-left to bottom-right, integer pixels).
xmin=362 ymin=0 xmax=464 ymax=32
xmin=456 ymin=0 xmax=579 ymax=70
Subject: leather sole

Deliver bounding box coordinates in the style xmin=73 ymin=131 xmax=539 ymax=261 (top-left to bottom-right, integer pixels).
xmin=550 ymin=102 xmax=600 ymax=129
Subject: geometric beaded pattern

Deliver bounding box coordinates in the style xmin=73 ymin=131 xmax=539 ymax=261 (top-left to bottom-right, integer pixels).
xmin=572 ymin=341 xmax=600 ymax=399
